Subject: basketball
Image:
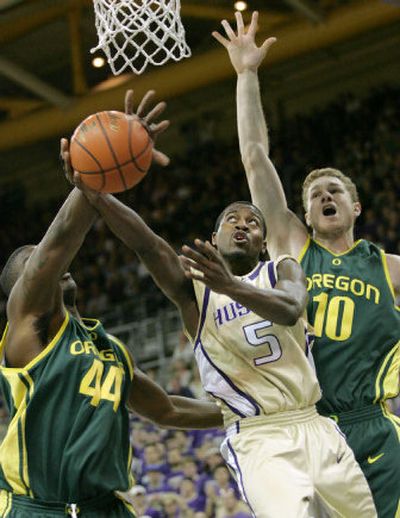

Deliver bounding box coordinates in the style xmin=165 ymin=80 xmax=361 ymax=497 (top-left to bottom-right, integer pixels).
xmin=70 ymin=111 xmax=153 ymax=193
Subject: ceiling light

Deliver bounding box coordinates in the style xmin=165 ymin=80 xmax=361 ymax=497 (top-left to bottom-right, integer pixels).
xmin=92 ymin=56 xmax=106 ymax=68
xmin=234 ymin=1 xmax=247 ymax=11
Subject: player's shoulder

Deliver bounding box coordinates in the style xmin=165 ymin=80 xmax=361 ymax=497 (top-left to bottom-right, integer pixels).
xmin=275 ymin=256 xmax=305 ymax=283
xmin=385 ymin=253 xmax=400 ymax=297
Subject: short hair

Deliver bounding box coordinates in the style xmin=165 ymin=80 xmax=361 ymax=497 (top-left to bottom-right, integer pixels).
xmin=302 ymin=168 xmax=359 ymax=211
xmin=0 ymin=245 xmax=35 ymax=297
xmin=214 ymin=201 xmax=267 ymax=238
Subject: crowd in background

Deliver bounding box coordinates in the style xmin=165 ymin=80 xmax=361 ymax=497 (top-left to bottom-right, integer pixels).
xmin=0 ymin=86 xmax=399 ymax=516
xmin=1 ymin=86 xmax=398 ymax=328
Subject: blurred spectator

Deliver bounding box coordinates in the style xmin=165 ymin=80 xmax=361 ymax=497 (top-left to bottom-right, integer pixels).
xmin=123 ymin=485 xmax=162 ymax=518
xmin=142 ymin=467 xmax=173 ymax=495
xmin=171 ymin=332 xmax=194 ymax=365
xmin=216 ymin=488 xmax=252 ymax=518
xmin=160 ymin=493 xmax=193 ymax=518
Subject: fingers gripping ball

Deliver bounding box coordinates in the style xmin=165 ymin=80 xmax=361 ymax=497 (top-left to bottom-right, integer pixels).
xmin=70 ymin=111 xmax=153 ymax=193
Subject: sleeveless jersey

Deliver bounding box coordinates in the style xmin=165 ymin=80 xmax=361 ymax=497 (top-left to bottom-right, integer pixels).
xmin=299 ymin=237 xmax=400 ymax=414
xmin=0 ymin=312 xmax=134 ymax=502
xmin=188 ymin=258 xmax=321 ymax=428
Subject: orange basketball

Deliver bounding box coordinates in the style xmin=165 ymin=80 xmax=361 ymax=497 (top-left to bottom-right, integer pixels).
xmin=70 ymin=111 xmax=153 ymax=193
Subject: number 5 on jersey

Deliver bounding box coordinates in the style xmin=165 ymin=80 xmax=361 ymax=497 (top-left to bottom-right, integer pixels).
xmin=79 ymin=359 xmax=124 ymax=411
xmin=243 ymin=320 xmax=282 ymax=366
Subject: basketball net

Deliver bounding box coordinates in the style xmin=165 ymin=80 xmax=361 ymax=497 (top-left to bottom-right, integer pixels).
xmin=91 ymin=0 xmax=191 ymax=75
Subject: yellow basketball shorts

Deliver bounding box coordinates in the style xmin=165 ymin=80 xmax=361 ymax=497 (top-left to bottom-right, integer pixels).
xmin=221 ymin=406 xmax=377 ymax=518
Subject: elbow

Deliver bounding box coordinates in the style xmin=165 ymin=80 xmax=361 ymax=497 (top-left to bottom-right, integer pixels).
xmin=280 ymin=300 xmax=304 ymax=326
xmin=242 ymin=142 xmax=268 ymax=169
xmin=154 ymin=408 xmax=178 ymax=429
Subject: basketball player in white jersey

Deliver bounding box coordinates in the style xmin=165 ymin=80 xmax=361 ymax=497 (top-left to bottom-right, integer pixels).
xmin=61 ymin=94 xmax=376 ymax=517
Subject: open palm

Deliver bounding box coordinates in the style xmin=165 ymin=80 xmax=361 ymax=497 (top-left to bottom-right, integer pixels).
xmin=212 ymin=11 xmax=276 ymax=74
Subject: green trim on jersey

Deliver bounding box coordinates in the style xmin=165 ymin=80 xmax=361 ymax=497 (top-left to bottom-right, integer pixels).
xmin=0 ymin=313 xmax=134 ymax=502
xmin=299 ymin=238 xmax=400 ymax=414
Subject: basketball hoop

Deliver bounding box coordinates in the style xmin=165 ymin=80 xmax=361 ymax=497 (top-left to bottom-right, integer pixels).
xmin=91 ymin=0 xmax=191 ymax=75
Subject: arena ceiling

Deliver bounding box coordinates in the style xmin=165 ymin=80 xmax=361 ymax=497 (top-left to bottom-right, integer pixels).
xmin=0 ymin=0 xmax=399 ymax=153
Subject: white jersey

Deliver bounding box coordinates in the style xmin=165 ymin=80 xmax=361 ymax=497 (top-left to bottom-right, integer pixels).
xmin=188 ymin=258 xmax=321 ymax=427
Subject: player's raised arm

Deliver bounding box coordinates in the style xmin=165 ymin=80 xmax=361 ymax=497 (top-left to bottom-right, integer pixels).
xmin=128 ymin=367 xmax=223 ymax=430
xmin=62 ymin=91 xmax=199 ymax=337
xmin=1 ymin=184 xmax=96 ymax=366
xmin=91 ymin=193 xmax=195 ymax=308
xmin=213 ymin=12 xmax=308 ymax=258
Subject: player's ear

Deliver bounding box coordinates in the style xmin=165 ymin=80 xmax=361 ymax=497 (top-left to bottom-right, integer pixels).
xmin=261 ymin=239 xmax=267 ymax=256
xmin=260 ymin=240 xmax=269 ymax=261
xmin=304 ymin=212 xmax=311 ymax=227
xmin=354 ymin=202 xmax=362 ymax=219
xmin=211 ymin=232 xmax=217 ymax=247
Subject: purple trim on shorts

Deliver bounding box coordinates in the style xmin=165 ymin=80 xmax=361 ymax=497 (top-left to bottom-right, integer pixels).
xmin=194 ymin=287 xmax=210 ymax=351
xmin=199 ymin=341 xmax=261 ymax=417
xmin=247 ymin=261 xmax=265 ymax=281
xmin=267 ymin=261 xmax=277 ymax=287
xmin=236 ymin=421 xmax=240 ymax=433
xmin=227 ymin=439 xmax=256 ymax=517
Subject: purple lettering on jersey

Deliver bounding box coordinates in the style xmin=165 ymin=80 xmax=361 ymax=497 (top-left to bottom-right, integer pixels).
xmin=214 ymin=308 xmax=223 ymax=327
xmin=214 ymin=302 xmax=252 ymax=327
xmin=223 ymin=303 xmax=237 ymax=322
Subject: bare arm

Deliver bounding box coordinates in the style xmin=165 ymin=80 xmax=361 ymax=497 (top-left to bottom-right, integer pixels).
xmin=213 ymin=12 xmax=308 ymax=258
xmin=386 ymin=254 xmax=400 ymax=300
xmin=9 ymin=187 xmax=96 ymax=319
xmin=62 ymin=90 xmax=199 ymax=336
xmin=87 ymin=194 xmax=198 ymax=335
xmin=182 ymin=240 xmax=307 ymax=326
xmin=128 ymin=368 xmax=223 ymax=429
xmin=6 ymin=185 xmax=96 ymax=366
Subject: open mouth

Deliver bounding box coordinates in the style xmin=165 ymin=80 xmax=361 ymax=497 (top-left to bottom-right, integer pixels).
xmin=233 ymin=231 xmax=248 ymax=242
xmin=322 ymin=206 xmax=337 ymax=216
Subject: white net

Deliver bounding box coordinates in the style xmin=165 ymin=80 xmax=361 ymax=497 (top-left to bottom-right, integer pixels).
xmin=91 ymin=0 xmax=191 ymax=75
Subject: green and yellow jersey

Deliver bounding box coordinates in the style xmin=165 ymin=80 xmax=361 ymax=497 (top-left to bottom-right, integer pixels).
xmin=299 ymin=237 xmax=400 ymax=415
xmin=0 ymin=312 xmax=134 ymax=503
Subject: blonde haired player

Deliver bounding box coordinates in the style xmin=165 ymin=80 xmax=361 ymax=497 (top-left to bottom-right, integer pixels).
xmin=64 ymin=135 xmax=376 ymax=518
xmin=213 ymin=10 xmax=400 ymax=517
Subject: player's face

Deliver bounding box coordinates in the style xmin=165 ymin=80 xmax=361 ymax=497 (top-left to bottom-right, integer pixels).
xmin=305 ymin=176 xmax=361 ymax=237
xmin=213 ymin=204 xmax=266 ymax=264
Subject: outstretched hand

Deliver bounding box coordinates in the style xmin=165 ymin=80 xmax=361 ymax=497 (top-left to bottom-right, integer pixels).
xmin=212 ymin=11 xmax=276 ymax=74
xmin=181 ymin=239 xmax=235 ymax=294
xmin=124 ymin=89 xmax=170 ymax=167
xmin=60 ymin=89 xmax=171 ymax=198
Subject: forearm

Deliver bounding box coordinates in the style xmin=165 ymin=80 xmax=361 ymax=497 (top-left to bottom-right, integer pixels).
xmin=91 ymin=193 xmax=188 ymax=303
xmin=128 ymin=370 xmax=223 ymax=429
xmin=42 ymin=188 xmax=96 ymax=250
xmin=14 ymin=188 xmax=96 ymax=314
xmin=165 ymin=396 xmax=223 ymax=429
xmin=237 ymin=70 xmax=269 ymax=157
xmin=91 ymin=194 xmax=160 ymax=256
xmin=30 ymin=188 xmax=96 ymax=277
xmin=224 ymin=278 xmax=303 ymax=326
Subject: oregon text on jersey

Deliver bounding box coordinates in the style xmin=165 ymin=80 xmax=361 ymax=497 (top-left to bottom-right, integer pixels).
xmin=306 ymin=273 xmax=380 ymax=304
